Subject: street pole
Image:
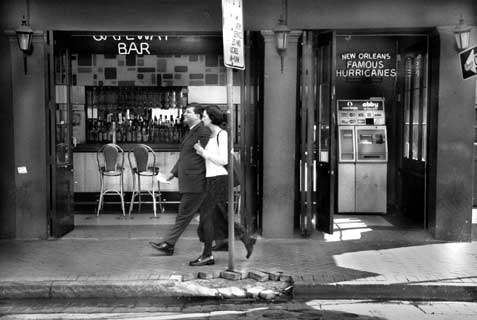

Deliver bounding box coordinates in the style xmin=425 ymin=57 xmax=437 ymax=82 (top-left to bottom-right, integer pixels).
xmin=221 ymin=0 xmax=243 ymax=272
xmin=226 ymin=66 xmax=235 ymax=271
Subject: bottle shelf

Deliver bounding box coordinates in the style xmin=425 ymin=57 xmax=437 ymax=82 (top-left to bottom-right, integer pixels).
xmin=85 ymin=86 xmax=188 ymax=144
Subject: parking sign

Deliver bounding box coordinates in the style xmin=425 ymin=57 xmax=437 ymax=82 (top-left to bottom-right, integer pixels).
xmin=221 ymin=0 xmax=245 ymax=70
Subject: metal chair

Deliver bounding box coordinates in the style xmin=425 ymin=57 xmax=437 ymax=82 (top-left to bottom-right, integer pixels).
xmin=233 ymin=186 xmax=241 ymax=217
xmin=96 ymin=143 xmax=126 ymax=216
xmin=128 ymin=144 xmax=164 ymax=217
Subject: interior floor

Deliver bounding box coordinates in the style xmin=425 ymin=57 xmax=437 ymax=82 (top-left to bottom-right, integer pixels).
xmin=70 ymin=210 xmax=477 ymax=240
xmin=75 ymin=212 xmax=198 ymax=226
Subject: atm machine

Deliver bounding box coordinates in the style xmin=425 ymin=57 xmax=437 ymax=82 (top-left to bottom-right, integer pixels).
xmin=337 ymin=99 xmax=388 ymax=213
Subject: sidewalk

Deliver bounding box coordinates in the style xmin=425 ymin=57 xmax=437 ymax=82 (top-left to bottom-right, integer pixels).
xmin=0 ymin=214 xmax=476 ymax=301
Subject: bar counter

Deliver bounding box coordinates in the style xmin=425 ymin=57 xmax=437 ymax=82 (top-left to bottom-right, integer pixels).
xmin=74 ymin=143 xmax=181 ymax=153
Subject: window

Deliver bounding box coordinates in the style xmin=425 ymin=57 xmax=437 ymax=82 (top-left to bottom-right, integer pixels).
xmin=403 ymin=53 xmax=427 ymax=162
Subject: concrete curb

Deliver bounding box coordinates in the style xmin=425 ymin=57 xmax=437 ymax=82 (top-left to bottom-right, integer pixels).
xmin=0 ymin=279 xmax=291 ymax=300
xmin=2 ymin=279 xmax=477 ymax=301
xmin=293 ymin=282 xmax=477 ymax=301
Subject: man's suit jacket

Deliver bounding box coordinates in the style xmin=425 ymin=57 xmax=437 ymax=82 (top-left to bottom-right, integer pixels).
xmin=171 ymin=122 xmax=211 ymax=193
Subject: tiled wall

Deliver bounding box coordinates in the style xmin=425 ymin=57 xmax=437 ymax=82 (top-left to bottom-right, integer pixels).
xmin=71 ymin=53 xmax=236 ymax=87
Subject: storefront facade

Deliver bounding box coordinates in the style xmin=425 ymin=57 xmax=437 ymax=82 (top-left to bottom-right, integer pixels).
xmin=0 ymin=0 xmax=476 ymax=241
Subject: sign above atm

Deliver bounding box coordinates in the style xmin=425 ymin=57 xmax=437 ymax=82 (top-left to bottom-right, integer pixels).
xmin=337 ymin=99 xmax=385 ymax=125
xmin=337 ymin=99 xmax=384 ymax=111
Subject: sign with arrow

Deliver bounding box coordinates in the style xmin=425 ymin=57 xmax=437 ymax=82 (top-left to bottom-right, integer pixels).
xmin=460 ymin=45 xmax=477 ymax=79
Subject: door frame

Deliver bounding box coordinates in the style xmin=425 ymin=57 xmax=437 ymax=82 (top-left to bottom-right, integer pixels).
xmin=396 ymin=38 xmax=430 ymax=228
xmin=240 ymin=31 xmax=264 ymax=234
xmin=334 ymin=29 xmax=436 ymax=229
xmin=315 ymin=30 xmax=337 ymax=234
xmin=297 ymin=28 xmax=437 ymax=234
xmin=46 ymin=30 xmax=75 ymax=237
xmin=297 ymin=30 xmax=337 ymax=236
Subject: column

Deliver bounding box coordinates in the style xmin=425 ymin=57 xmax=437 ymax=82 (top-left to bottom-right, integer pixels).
xmin=430 ymin=27 xmax=477 ymax=241
xmin=8 ymin=31 xmax=48 ymax=239
xmin=260 ymin=30 xmax=302 ymax=238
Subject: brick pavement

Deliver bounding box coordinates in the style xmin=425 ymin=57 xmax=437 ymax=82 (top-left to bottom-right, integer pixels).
xmin=0 ymin=215 xmax=477 ymax=300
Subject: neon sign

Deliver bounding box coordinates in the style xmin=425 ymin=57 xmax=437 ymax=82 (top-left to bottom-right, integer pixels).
xmin=92 ymin=35 xmax=169 ymax=55
xmin=336 ymin=52 xmax=397 ymax=78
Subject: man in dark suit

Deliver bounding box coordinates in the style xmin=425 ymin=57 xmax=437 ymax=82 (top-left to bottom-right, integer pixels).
xmin=149 ymin=103 xmax=211 ymax=255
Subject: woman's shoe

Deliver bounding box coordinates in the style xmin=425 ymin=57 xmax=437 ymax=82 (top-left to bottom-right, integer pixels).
xmin=189 ymin=255 xmax=215 ymax=266
xmin=242 ymin=236 xmax=257 ymax=259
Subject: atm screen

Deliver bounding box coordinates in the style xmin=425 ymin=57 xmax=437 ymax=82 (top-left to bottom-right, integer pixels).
xmin=359 ymin=134 xmax=373 ymax=144
xmin=375 ymin=134 xmax=385 ymax=144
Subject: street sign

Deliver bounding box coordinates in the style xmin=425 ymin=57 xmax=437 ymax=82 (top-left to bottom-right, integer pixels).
xmin=460 ymin=45 xmax=477 ymax=79
xmin=221 ymin=0 xmax=245 ymax=70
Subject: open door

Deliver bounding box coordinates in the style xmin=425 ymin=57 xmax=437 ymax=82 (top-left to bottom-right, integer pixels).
xmin=240 ymin=31 xmax=264 ymax=233
xmin=315 ymin=31 xmax=337 ymax=234
xmin=47 ymin=31 xmax=75 ymax=237
xmin=298 ymin=31 xmax=317 ymax=236
xmin=298 ymin=31 xmax=336 ymax=235
xmin=397 ymin=37 xmax=429 ymax=227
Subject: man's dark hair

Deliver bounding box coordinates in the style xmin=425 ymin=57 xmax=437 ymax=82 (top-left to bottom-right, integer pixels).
xmin=185 ymin=103 xmax=204 ymax=118
xmin=205 ymin=105 xmax=226 ymax=127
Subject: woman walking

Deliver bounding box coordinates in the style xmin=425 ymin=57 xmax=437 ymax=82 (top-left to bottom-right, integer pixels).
xmin=190 ymin=105 xmax=256 ymax=266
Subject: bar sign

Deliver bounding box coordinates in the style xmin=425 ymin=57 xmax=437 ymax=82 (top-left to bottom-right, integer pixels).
xmin=221 ymin=0 xmax=245 ymax=70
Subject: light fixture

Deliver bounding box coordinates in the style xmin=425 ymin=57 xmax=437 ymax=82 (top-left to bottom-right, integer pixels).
xmin=454 ymin=15 xmax=471 ymax=51
xmin=16 ymin=16 xmax=33 ymax=52
xmin=273 ymin=0 xmax=290 ymax=73
xmin=15 ymin=0 xmax=33 ymax=74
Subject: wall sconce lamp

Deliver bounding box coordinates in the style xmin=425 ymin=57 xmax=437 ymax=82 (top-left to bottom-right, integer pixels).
xmin=454 ymin=16 xmax=471 ymax=51
xmin=16 ymin=0 xmax=33 ymax=74
xmin=16 ymin=16 xmax=33 ymax=52
xmin=273 ymin=0 xmax=290 ymax=73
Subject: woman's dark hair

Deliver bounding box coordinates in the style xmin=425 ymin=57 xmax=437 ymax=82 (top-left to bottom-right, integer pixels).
xmin=205 ymin=105 xmax=227 ymax=128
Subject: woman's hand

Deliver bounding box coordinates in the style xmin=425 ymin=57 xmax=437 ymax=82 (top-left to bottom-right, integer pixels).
xmin=194 ymin=141 xmax=204 ymax=156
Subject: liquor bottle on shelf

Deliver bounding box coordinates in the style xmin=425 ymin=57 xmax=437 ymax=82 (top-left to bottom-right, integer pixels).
xmin=136 ymin=119 xmax=142 ymax=142
xmin=94 ymin=122 xmax=99 ymax=142
xmin=151 ymin=116 xmax=158 ymax=143
xmin=159 ymin=117 xmax=165 ymax=143
xmin=126 ymin=120 xmax=132 ymax=142
xmin=116 ymin=121 xmax=123 ymax=143
xmin=130 ymin=121 xmax=135 ymax=143
xmin=97 ymin=123 xmax=103 ymax=143
xmin=108 ymin=122 xmax=115 ymax=143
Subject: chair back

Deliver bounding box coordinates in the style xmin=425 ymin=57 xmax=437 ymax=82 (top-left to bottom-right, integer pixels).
xmin=97 ymin=143 xmax=124 ymax=172
xmin=129 ymin=144 xmax=156 ymax=173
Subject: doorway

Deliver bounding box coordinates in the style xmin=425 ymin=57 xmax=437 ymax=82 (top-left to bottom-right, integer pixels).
xmin=297 ymin=30 xmax=433 ymax=235
xmin=47 ymin=31 xmax=264 ymax=238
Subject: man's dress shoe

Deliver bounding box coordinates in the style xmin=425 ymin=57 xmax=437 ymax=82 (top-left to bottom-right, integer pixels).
xmin=149 ymin=242 xmax=174 ymax=256
xmin=189 ymin=255 xmax=215 ymax=266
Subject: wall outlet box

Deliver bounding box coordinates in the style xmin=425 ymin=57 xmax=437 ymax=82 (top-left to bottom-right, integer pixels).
xmin=17 ymin=166 xmax=28 ymax=174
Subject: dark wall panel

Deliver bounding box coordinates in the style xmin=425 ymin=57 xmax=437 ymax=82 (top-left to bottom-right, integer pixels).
xmin=0 ymin=35 xmax=16 ymax=239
